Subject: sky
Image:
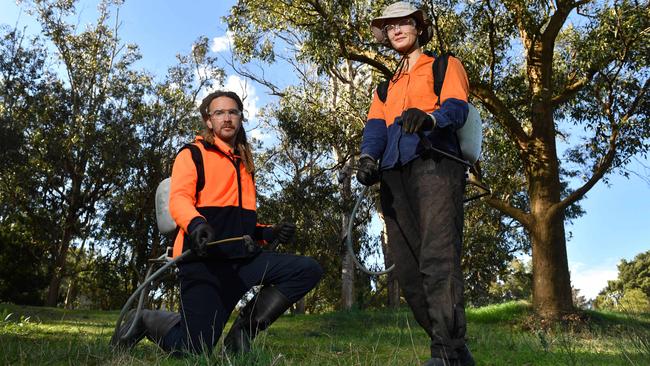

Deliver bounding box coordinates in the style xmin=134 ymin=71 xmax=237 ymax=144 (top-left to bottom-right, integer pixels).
xmin=1 ymin=0 xmax=648 ymax=301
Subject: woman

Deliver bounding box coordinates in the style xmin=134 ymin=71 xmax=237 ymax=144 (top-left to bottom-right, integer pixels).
xmin=357 ymin=2 xmax=474 ymax=366
xmin=113 ymin=91 xmax=322 ymax=356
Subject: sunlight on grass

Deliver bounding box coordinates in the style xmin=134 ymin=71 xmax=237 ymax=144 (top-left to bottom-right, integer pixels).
xmin=467 ymin=300 xmax=530 ymax=323
xmin=1 ymin=302 xmax=649 ymax=365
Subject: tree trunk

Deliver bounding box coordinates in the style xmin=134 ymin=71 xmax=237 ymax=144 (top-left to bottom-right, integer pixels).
xmin=526 ymin=128 xmax=574 ymax=318
xmin=381 ymin=229 xmax=400 ymax=308
xmin=530 ymin=207 xmax=574 ymax=318
xmin=46 ymin=227 xmax=74 ymax=307
xmin=340 ymin=158 xmax=355 ymax=310
xmin=64 ymin=279 xmax=78 ymax=310
xmin=341 ymin=250 xmax=355 ymax=309
xmin=46 ymin=264 xmax=64 ymax=307
xmin=293 ymin=298 xmax=306 ymax=314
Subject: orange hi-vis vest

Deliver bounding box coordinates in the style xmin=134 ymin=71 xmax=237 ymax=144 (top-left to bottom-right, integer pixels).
xmin=361 ymin=53 xmax=469 ymax=169
xmin=169 ymin=136 xmax=270 ymax=258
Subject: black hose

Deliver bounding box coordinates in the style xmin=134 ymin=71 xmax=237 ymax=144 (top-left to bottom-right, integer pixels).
xmin=113 ymin=236 xmax=249 ymax=342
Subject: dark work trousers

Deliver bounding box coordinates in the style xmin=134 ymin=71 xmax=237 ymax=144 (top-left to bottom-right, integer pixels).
xmin=159 ymin=250 xmax=322 ymax=354
xmin=380 ymin=154 xmax=467 ymax=360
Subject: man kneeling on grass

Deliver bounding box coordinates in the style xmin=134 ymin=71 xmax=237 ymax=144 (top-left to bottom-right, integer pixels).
xmin=111 ymin=90 xmax=323 ymax=356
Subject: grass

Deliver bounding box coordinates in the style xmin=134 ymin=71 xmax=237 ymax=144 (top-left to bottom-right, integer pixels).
xmin=1 ymin=301 xmax=649 ymax=365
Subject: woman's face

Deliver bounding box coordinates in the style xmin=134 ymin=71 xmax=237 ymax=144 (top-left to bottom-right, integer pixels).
xmin=385 ymin=17 xmax=420 ymax=53
xmin=205 ymin=96 xmax=242 ymax=148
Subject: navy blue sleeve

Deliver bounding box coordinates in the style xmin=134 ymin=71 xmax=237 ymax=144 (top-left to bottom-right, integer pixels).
xmin=360 ymin=118 xmax=387 ymax=160
xmin=431 ymin=98 xmax=469 ymax=130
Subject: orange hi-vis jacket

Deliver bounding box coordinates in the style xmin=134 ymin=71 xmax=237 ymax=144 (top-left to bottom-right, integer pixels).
xmin=361 ymin=53 xmax=469 ymax=169
xmin=169 ymin=135 xmax=271 ymax=258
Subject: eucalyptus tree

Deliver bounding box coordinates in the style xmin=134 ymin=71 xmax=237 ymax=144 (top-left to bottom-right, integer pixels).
xmin=0 ymin=27 xmax=53 ymax=304
xmin=18 ymin=0 xmax=153 ymax=306
xmin=458 ymin=0 xmax=649 ymax=318
xmin=227 ymin=0 xmax=649 ymax=319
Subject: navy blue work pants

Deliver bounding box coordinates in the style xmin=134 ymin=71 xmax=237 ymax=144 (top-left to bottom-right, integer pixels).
xmin=380 ymin=154 xmax=467 ymax=359
xmin=160 ymin=251 xmax=322 ymax=354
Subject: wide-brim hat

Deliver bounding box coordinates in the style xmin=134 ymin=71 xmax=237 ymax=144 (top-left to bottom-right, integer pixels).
xmin=370 ymin=1 xmax=433 ymax=47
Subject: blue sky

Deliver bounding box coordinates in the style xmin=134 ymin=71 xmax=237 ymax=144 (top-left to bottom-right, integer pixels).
xmin=1 ymin=0 xmax=648 ymax=300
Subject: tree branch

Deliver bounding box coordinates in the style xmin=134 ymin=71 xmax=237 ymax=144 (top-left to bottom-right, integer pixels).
xmin=551 ymin=68 xmax=598 ymax=106
xmin=484 ymin=196 xmax=533 ymax=230
xmin=471 ymin=82 xmax=529 ymax=145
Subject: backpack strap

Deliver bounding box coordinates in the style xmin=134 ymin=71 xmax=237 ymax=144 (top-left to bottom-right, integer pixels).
xmin=376 ymin=80 xmax=389 ymax=104
xmin=376 ymin=51 xmax=453 ymax=106
xmin=179 ymin=143 xmax=205 ymax=199
xmin=432 ymin=52 xmax=453 ymax=106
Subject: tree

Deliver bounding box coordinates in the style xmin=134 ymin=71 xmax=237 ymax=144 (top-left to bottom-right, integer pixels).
xmin=19 ymin=0 xmax=150 ymax=306
xmin=227 ymin=0 xmax=650 ymax=319
xmin=0 ymin=27 xmax=53 ymax=305
xmin=594 ymin=249 xmax=650 ymax=312
xmin=489 ymin=258 xmax=533 ymax=302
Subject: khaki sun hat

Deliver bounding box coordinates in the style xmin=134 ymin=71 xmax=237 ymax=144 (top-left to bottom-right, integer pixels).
xmin=370 ymin=1 xmax=433 ymax=47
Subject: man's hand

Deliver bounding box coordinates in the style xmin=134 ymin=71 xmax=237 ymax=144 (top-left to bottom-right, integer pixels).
xmin=399 ymin=108 xmax=435 ymax=133
xmin=272 ymin=222 xmax=296 ymax=244
xmin=189 ymin=221 xmax=214 ymax=257
xmin=356 ymin=155 xmax=380 ymax=186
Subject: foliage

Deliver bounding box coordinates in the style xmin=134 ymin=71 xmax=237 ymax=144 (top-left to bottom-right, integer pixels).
xmin=0 ymin=1 xmax=224 ymax=308
xmin=594 ymin=250 xmax=650 ymax=313
xmin=2 ymin=0 xmax=155 ymax=306
xmin=99 ymin=35 xmax=224 ymax=309
xmin=488 ymin=258 xmax=533 ymax=303
xmin=0 ymin=26 xmax=55 ymax=306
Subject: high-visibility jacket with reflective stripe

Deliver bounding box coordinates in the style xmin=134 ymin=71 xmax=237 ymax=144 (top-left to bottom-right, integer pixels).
xmin=169 ymin=135 xmax=269 ymax=258
xmin=362 ymin=53 xmax=470 ymax=169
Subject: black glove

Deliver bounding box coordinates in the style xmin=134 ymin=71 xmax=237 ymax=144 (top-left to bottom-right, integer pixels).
xmin=399 ymin=108 xmax=435 ymax=133
xmin=356 ymin=155 xmax=380 ymax=186
xmin=272 ymin=222 xmax=296 ymax=244
xmin=189 ymin=220 xmax=214 ymax=257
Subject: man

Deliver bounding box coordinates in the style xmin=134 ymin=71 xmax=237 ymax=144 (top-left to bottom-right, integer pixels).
xmin=357 ymin=2 xmax=474 ymax=365
xmin=112 ymin=91 xmax=322 ymax=356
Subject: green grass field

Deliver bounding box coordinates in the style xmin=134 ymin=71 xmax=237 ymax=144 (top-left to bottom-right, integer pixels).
xmin=1 ymin=301 xmax=648 ymax=365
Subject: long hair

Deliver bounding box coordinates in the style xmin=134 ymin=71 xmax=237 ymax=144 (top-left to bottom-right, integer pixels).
xmin=199 ymin=91 xmax=255 ymax=175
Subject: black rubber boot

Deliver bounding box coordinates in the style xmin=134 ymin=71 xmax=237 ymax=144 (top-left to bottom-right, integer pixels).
xmin=110 ymin=309 xmax=180 ymax=350
xmin=143 ymin=310 xmax=181 ymax=346
xmin=223 ymin=286 xmax=292 ymax=354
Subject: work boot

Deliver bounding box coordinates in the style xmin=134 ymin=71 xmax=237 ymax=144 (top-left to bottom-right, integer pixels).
xmin=143 ymin=310 xmax=180 ymax=345
xmin=457 ymin=344 xmax=475 ymax=366
xmin=223 ymin=286 xmax=291 ymax=354
xmin=110 ymin=309 xmax=180 ymax=350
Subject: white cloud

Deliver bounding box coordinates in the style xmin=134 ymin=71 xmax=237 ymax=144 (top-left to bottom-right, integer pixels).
xmin=211 ymin=31 xmax=234 ymax=53
xmin=223 ymin=75 xmax=259 ymax=121
xmin=249 ymin=128 xmax=267 ymax=141
xmin=195 ymin=64 xmax=222 ymax=82
xmin=570 ymin=261 xmax=618 ymax=300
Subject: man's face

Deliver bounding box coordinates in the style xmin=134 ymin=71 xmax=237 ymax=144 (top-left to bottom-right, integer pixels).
xmin=206 ymin=96 xmax=242 ymax=147
xmin=384 ymin=17 xmax=419 ymax=53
